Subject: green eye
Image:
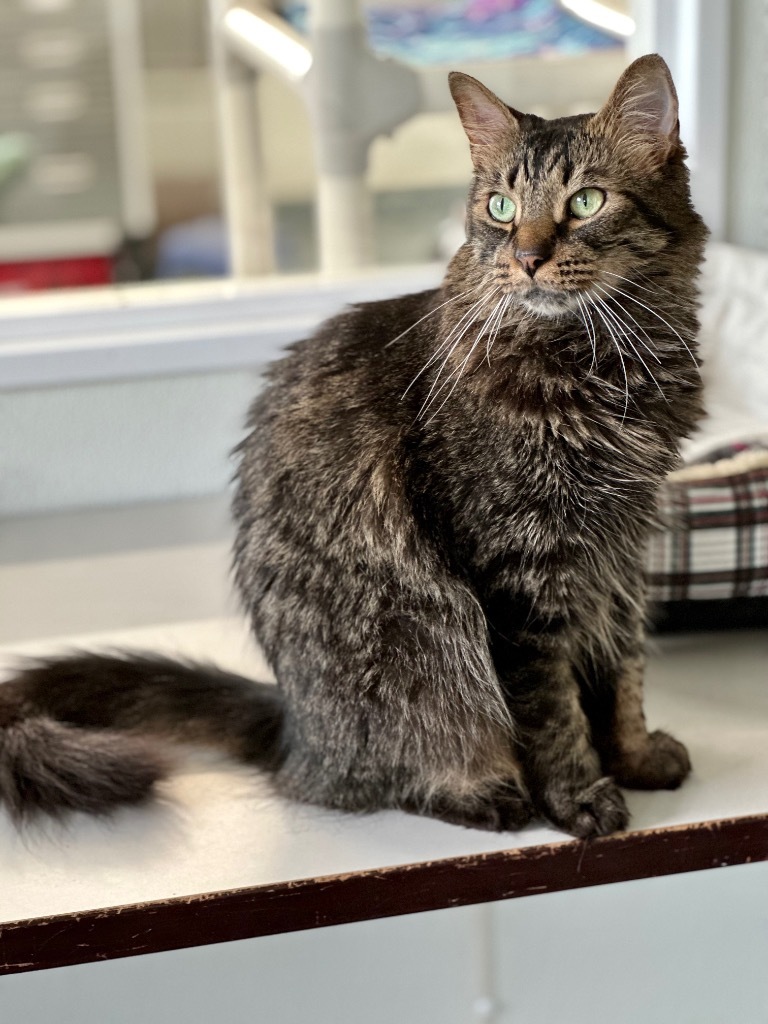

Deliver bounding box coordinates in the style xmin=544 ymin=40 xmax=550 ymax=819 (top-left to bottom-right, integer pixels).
xmin=570 ymin=188 xmax=605 ymax=219
xmin=488 ymin=193 xmax=516 ymax=223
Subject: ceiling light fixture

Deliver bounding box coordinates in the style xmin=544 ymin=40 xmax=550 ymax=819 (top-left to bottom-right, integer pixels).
xmin=560 ymin=0 xmax=636 ymax=38
xmin=223 ymin=7 xmax=313 ymax=81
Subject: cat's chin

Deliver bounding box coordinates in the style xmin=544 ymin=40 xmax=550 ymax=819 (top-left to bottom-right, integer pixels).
xmin=519 ymin=289 xmax=580 ymax=319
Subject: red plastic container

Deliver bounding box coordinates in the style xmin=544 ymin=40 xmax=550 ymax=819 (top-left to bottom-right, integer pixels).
xmin=0 ymin=256 xmax=113 ymax=292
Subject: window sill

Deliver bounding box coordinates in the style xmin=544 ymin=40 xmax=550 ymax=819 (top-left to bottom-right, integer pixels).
xmin=0 ymin=265 xmax=443 ymax=390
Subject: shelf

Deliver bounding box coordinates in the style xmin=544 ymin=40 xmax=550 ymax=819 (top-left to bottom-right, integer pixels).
xmin=0 ymin=617 xmax=766 ymax=976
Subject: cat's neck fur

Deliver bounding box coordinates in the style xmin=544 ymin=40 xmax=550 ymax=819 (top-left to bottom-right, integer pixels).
xmin=428 ymin=230 xmax=705 ymax=454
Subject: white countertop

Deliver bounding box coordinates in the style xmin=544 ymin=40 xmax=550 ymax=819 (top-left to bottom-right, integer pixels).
xmin=1 ymin=616 xmax=766 ymax=926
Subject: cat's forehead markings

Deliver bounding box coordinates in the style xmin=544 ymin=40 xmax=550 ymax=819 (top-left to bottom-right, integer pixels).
xmin=513 ymin=127 xmax=579 ymax=189
xmin=558 ymin=134 xmax=576 ymax=186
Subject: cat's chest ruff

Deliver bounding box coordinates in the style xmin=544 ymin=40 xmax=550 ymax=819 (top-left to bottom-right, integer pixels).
xmin=440 ymin=393 xmax=669 ymax=550
xmin=464 ymin=347 xmax=673 ymax=473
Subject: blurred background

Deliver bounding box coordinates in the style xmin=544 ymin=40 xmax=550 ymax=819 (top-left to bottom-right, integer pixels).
xmin=0 ymin=0 xmax=637 ymax=289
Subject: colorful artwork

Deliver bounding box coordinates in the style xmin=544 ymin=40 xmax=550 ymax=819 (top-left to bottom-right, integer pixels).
xmin=281 ymin=0 xmax=621 ymax=65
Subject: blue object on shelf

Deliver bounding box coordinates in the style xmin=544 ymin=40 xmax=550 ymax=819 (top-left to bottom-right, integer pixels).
xmin=155 ymin=217 xmax=230 ymax=279
xmin=280 ymin=0 xmax=621 ymax=66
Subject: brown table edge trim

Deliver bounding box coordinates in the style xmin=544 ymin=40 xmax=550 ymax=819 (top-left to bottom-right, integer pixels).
xmin=1 ymin=812 xmax=766 ymax=975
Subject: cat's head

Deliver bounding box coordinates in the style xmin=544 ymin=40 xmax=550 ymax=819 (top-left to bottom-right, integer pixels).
xmin=448 ymin=55 xmax=705 ymax=318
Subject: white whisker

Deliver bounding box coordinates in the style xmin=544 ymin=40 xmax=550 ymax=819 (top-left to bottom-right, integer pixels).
xmin=487 ymin=293 xmax=512 ymax=364
xmin=599 ymin=281 xmax=698 ymax=366
xmin=601 ymin=269 xmax=689 ymax=316
xmin=421 ymin=317 xmax=491 ymax=418
xmin=593 ymin=285 xmax=660 ymax=363
xmin=403 ymin=289 xmax=496 ymax=401
xmin=420 ymin=287 xmax=511 ymax=422
xmin=484 ymin=292 xmax=510 ymax=365
xmin=591 ymin=292 xmax=667 ymax=401
xmin=415 ymin=288 xmax=501 ymax=416
xmin=575 ymin=293 xmax=598 ymax=374
xmin=385 ymin=287 xmax=475 ymax=349
xmin=423 ymin=323 xmax=488 ymax=424
xmin=585 ymin=293 xmax=630 ymax=421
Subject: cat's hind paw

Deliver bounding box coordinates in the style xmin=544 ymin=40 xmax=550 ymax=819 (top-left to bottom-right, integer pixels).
xmin=610 ymin=730 xmax=691 ymax=791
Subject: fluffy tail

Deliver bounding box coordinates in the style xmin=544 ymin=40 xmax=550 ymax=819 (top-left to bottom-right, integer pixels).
xmin=0 ymin=652 xmax=284 ymax=821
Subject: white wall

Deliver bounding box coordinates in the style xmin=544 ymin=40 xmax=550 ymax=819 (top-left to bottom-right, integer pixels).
xmin=0 ymin=370 xmax=261 ymax=517
xmin=2 ymin=863 xmax=767 ymax=1024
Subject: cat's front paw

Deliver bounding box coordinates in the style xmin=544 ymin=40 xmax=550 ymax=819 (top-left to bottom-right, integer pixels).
xmin=544 ymin=777 xmax=629 ymax=838
xmin=610 ymin=730 xmax=691 ymax=791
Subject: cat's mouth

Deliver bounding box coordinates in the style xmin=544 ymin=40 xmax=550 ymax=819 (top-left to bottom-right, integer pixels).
xmin=519 ymin=286 xmax=583 ymax=318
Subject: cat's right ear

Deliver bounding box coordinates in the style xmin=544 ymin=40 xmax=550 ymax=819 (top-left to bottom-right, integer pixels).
xmin=449 ymin=72 xmax=521 ymax=165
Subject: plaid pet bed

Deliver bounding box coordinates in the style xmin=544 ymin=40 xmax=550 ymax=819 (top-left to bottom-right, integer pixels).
xmin=647 ymin=442 xmax=768 ymax=602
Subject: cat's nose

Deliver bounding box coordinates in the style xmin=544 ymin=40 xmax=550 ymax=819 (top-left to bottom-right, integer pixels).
xmin=514 ymin=248 xmax=550 ymax=278
xmin=513 ymin=220 xmax=555 ymax=278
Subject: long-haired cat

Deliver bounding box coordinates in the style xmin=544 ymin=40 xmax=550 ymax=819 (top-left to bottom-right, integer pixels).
xmin=0 ymin=55 xmax=706 ymax=837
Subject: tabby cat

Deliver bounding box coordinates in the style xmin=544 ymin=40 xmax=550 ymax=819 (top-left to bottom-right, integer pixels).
xmin=0 ymin=55 xmax=706 ymax=838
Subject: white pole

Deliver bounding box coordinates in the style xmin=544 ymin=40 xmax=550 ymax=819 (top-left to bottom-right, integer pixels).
xmin=307 ymin=0 xmax=375 ymax=274
xmin=316 ymin=175 xmax=375 ymax=272
xmin=209 ymin=0 xmax=275 ymax=277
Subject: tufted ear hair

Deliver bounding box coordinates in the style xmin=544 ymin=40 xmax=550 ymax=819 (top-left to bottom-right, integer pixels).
xmin=449 ymin=71 xmax=522 ymax=167
xmin=590 ymin=54 xmax=681 ymax=168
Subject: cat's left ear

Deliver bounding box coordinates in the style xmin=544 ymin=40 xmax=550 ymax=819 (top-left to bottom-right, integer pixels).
xmin=591 ymin=54 xmax=680 ymax=168
xmin=449 ymin=72 xmax=521 ymax=166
